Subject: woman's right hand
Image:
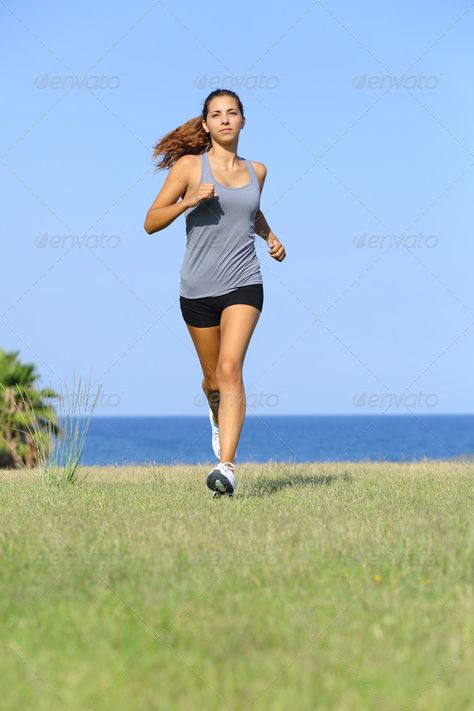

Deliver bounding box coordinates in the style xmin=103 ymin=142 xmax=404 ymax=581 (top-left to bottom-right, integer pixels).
xmin=184 ymin=183 xmax=218 ymax=208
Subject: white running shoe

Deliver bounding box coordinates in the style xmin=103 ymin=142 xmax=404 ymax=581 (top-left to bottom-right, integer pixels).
xmin=208 ymin=407 xmax=238 ymax=460
xmin=206 ymin=461 xmax=235 ymax=497
xmin=209 ymin=407 xmax=220 ymax=459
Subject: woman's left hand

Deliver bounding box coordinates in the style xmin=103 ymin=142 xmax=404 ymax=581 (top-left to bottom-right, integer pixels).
xmin=268 ymin=236 xmax=286 ymax=262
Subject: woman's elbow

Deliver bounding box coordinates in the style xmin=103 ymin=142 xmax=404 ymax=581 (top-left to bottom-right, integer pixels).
xmin=144 ymin=215 xmax=160 ymax=235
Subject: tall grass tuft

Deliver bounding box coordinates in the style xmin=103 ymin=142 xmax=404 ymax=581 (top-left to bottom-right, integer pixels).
xmin=18 ymin=375 xmax=102 ymax=486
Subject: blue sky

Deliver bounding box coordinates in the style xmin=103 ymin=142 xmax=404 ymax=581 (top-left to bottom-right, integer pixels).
xmin=1 ymin=1 xmax=473 ymax=416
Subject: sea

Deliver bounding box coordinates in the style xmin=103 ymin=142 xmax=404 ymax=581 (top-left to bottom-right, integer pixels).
xmin=76 ymin=415 xmax=474 ymax=466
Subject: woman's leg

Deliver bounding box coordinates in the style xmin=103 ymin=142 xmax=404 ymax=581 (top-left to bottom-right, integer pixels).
xmin=217 ymin=303 xmax=261 ymax=463
xmin=184 ymin=323 xmax=221 ymax=424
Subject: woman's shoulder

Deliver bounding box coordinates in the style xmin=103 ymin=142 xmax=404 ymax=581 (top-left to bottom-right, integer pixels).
xmin=248 ymin=160 xmax=267 ymax=192
xmin=169 ymin=153 xmax=202 ymax=185
xmin=249 ymin=160 xmax=267 ymax=180
xmin=173 ymin=153 xmax=202 ymax=167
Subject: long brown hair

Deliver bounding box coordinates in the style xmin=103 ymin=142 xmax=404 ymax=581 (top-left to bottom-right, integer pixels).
xmin=151 ymin=89 xmax=245 ymax=172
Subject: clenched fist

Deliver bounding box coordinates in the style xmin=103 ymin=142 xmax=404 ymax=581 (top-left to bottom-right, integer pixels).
xmin=268 ymin=236 xmax=286 ymax=262
xmin=184 ymin=183 xmax=218 ymax=208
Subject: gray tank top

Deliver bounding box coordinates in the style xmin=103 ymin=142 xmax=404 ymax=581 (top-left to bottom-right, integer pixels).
xmin=179 ymin=149 xmax=263 ymax=298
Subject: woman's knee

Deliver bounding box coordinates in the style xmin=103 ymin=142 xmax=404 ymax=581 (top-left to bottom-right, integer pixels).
xmin=216 ymin=357 xmax=242 ymax=383
xmin=202 ymin=376 xmax=220 ymax=395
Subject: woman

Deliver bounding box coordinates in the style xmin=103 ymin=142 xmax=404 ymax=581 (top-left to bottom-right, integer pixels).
xmin=144 ymin=89 xmax=286 ymax=498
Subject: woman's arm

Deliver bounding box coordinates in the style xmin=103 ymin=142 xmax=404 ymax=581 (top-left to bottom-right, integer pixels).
xmin=250 ymin=162 xmax=277 ymax=242
xmin=255 ymin=209 xmax=277 ymax=242
xmin=251 ymin=161 xmax=286 ymax=261
xmin=144 ymin=156 xmax=192 ymax=234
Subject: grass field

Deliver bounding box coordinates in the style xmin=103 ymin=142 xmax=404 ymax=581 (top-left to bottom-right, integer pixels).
xmin=1 ymin=460 xmax=473 ymax=710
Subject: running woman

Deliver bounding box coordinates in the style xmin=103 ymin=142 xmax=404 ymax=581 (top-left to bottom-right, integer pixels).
xmin=144 ymin=89 xmax=286 ymax=497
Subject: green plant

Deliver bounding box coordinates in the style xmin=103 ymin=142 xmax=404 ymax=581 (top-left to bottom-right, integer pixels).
xmin=24 ymin=374 xmax=103 ymax=486
xmin=0 ymin=350 xmax=102 ymax=485
xmin=0 ymin=348 xmax=59 ymax=469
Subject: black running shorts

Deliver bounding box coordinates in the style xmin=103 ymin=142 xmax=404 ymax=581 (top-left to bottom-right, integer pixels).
xmin=179 ymin=283 xmax=264 ymax=328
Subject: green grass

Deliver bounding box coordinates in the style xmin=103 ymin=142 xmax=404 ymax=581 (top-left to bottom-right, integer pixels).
xmin=1 ymin=460 xmax=473 ymax=711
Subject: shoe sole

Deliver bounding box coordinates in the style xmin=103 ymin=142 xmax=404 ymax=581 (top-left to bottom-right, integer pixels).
xmin=207 ymin=469 xmax=234 ymax=495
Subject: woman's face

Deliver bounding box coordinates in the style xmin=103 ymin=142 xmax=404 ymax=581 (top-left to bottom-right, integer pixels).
xmin=203 ymin=97 xmax=244 ymax=141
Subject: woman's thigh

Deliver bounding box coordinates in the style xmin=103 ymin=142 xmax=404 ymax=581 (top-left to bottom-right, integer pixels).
xmin=218 ymin=303 xmax=261 ymax=373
